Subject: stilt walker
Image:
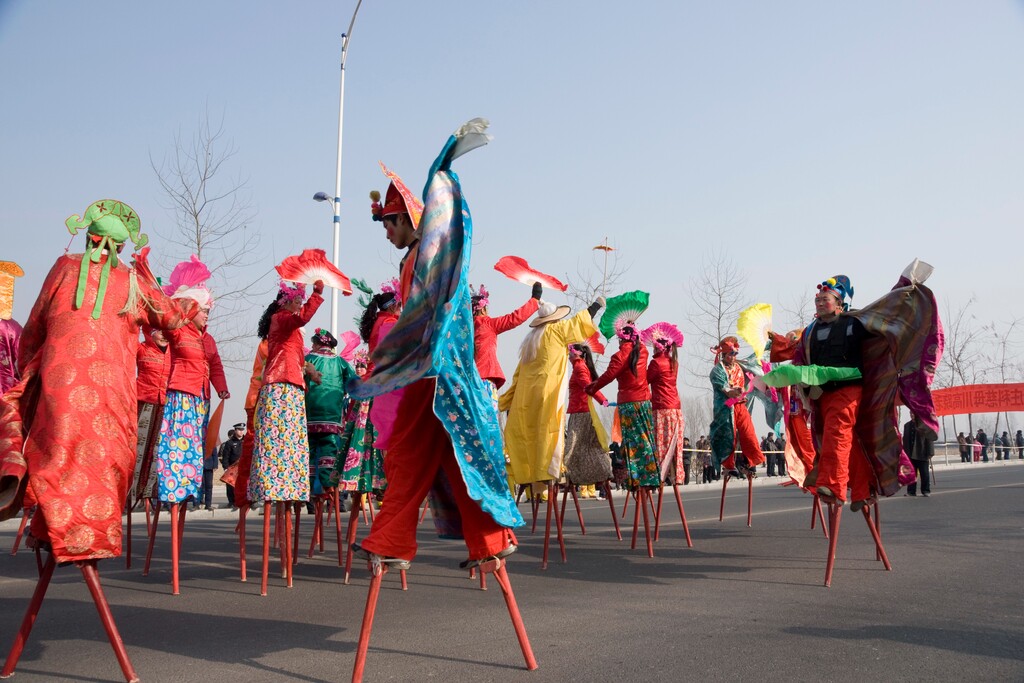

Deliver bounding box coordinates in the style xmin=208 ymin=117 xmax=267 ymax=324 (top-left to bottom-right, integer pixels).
xmin=349 ymin=120 xmax=537 ymax=678
xmin=587 ymin=292 xmax=660 ymax=554
xmin=0 ymin=200 xmax=197 ymax=681
xmin=763 ymin=261 xmax=942 ymax=586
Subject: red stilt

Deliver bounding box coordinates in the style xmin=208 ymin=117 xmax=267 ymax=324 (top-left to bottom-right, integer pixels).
xmin=10 ymin=507 xmax=30 ymax=556
xmin=319 ymin=497 xmax=327 ymax=553
xmin=238 ymin=505 xmax=248 ymax=582
xmin=630 ymin=490 xmax=641 ymax=550
xmin=719 ymin=474 xmax=729 ymax=521
xmin=334 ymin=490 xmax=344 ymax=567
xmin=641 ymin=488 xmax=654 ymax=557
xmin=366 ymin=493 xmax=376 ymax=522
xmin=873 ymin=503 xmax=882 ymax=561
xmin=260 ymin=501 xmax=272 ymax=596
xmin=308 ymin=499 xmax=321 ymax=558
xmin=351 ymin=563 xmax=386 ymax=683
xmin=671 ymin=484 xmax=693 ymax=548
xmin=2 ymin=551 xmax=57 ymax=678
xmin=823 ymin=503 xmax=842 ymax=587
xmin=478 ymin=568 xmax=486 ymax=591
xmin=541 ymin=483 xmax=554 ymax=570
xmin=360 ymin=494 xmax=369 ymax=524
xmin=169 ymin=503 xmax=181 ymax=595
xmin=863 ymin=505 xmax=892 ymax=570
xmin=144 ymin=499 xmax=152 ymax=537
xmin=621 ymin=486 xmax=630 ymax=519
xmin=142 ymin=501 xmax=161 ymax=576
xmin=291 ymin=502 xmax=301 ymax=568
xmin=551 ymin=483 xmax=566 ymax=563
xmin=343 ymin=492 xmax=363 ymax=584
xmin=530 ymin=490 xmax=540 ymax=534
xmin=124 ymin=496 xmax=132 ymax=569
xmin=654 ymin=484 xmax=665 ymax=541
xmin=400 ymin=569 xmax=408 ymax=591
xmin=284 ymin=504 xmax=294 ymax=588
xmin=602 ymin=482 xmax=623 ymax=540
xmin=568 ymin=483 xmax=585 ymax=535
xmin=747 ymin=474 xmax=754 ymax=527
xmin=489 ymin=560 xmax=539 ymax=671
xmin=79 ymin=560 xmax=140 ymax=683
xmin=33 ymin=546 xmax=42 ymax=576
xmin=813 ymin=495 xmax=829 ymax=540
xmin=419 ymin=498 xmax=429 ymax=524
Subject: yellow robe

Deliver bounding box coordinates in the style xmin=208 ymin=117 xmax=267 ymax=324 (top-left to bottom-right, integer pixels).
xmin=499 ymin=310 xmax=596 ymax=484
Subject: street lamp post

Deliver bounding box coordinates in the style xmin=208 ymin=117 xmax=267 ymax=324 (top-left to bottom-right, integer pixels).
xmin=318 ymin=0 xmax=364 ymax=336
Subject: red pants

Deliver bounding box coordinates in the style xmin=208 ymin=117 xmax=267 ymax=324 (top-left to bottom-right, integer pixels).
xmin=360 ymin=378 xmax=508 ymax=561
xmin=723 ymin=402 xmax=766 ymax=469
xmin=814 ymin=385 xmax=871 ymax=503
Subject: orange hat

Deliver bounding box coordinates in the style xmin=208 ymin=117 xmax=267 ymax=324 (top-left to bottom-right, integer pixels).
xmin=369 ymin=162 xmax=423 ymax=229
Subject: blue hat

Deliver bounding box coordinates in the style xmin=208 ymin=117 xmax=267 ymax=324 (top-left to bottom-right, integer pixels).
xmin=817 ymin=275 xmax=853 ymax=311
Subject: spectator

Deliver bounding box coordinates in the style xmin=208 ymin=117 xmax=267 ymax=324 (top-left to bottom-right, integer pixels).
xmin=998 ymin=431 xmax=1011 ymax=460
xmin=198 ymin=430 xmax=225 ymax=511
xmin=682 ymin=436 xmax=692 ymax=484
xmin=957 ymin=432 xmax=969 ymax=463
xmin=219 ymin=423 xmax=244 ymax=509
xmin=903 ymin=418 xmax=934 ymax=497
xmin=762 ymin=432 xmax=778 ymax=476
xmin=976 ymin=428 xmax=988 ymax=462
xmin=1016 ymin=430 xmax=1024 ymax=459
xmin=775 ymin=433 xmax=787 ymax=476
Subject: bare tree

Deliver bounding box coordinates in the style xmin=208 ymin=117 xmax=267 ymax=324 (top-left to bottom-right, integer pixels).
xmin=151 ymin=109 xmax=267 ymax=367
xmin=939 ymin=297 xmax=986 ymax=435
xmin=685 ymin=249 xmax=748 ymax=354
xmin=778 ymin=288 xmax=813 ymax=335
xmin=564 ymin=237 xmax=631 ymax=312
xmin=982 ymin=317 xmax=1022 ymax=440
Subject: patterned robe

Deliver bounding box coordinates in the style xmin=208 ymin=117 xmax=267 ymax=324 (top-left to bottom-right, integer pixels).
xmin=0 ymin=254 xmax=194 ymax=561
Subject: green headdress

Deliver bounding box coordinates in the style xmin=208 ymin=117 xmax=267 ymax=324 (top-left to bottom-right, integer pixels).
xmin=65 ymin=199 xmax=149 ymax=319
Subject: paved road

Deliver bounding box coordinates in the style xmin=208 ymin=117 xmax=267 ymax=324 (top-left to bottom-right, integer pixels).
xmin=1 ymin=461 xmax=1021 ymax=682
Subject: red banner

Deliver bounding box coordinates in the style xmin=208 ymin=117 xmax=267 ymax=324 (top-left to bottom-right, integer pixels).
xmin=932 ymin=383 xmax=1024 ymax=416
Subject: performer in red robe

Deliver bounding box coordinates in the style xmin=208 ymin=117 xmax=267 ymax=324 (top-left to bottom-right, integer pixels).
xmin=0 ymin=199 xmax=197 ymax=680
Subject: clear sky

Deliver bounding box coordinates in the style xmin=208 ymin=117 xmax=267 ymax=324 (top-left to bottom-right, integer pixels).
xmin=2 ymin=1 xmax=1021 ymax=439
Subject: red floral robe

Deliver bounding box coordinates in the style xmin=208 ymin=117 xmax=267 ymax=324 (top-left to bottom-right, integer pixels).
xmin=0 ymin=253 xmax=195 ymax=562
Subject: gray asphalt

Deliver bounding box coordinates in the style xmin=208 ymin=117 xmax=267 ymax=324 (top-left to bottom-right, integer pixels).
xmin=1 ymin=461 xmax=1021 ymax=683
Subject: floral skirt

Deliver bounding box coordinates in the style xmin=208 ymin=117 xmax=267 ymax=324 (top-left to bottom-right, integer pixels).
xmin=248 ymin=383 xmax=310 ymax=502
xmin=654 ymin=407 xmax=686 ymax=484
xmin=618 ymin=401 xmax=660 ymax=488
xmin=155 ymin=391 xmax=208 ymax=503
xmin=563 ymin=412 xmax=613 ymax=485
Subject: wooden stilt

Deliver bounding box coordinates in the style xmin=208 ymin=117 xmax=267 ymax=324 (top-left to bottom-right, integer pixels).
xmin=343 ymin=492 xmax=363 ymax=584
xmin=144 ymin=499 xmax=153 ymax=537
xmin=366 ymin=493 xmax=376 ymax=522
xmin=621 ymin=486 xmax=630 ymax=519
xmin=671 ymin=484 xmax=693 ymax=548
xmin=309 ymin=498 xmax=322 ymax=558
xmin=10 ymin=507 xmax=30 ymax=556
xmin=79 ymin=560 xmax=140 ymax=683
xmin=630 ymin=490 xmax=641 ymax=550
xmin=640 ymin=488 xmax=654 ymax=557
xmin=654 ymin=484 xmax=665 ymax=541
xmin=551 ymin=483 xmax=566 ymax=563
xmin=291 ymin=502 xmax=301 ymax=567
xmin=142 ymin=501 xmax=161 ymax=577
xmin=2 ymin=551 xmax=56 ymax=678
xmin=823 ymin=503 xmax=842 ymax=587
xmin=284 ymin=504 xmax=294 ymax=588
xmin=873 ymin=503 xmax=882 ymax=561
xmin=530 ymin=491 xmax=540 ymax=534
xmin=169 ymin=503 xmax=181 ymax=595
xmin=124 ymin=496 xmax=132 ymax=569
xmin=863 ymin=505 xmax=891 ymax=570
xmin=489 ymin=560 xmax=539 ymax=671
xmin=568 ymin=483 xmax=585 ymax=535
xmin=541 ymin=483 xmax=554 ymax=570
xmin=719 ymin=474 xmax=729 ymax=521
xmin=351 ymin=564 xmax=386 ymax=683
xmin=334 ymin=490 xmax=344 ymax=566
xmin=813 ymin=495 xmax=829 ymax=539
xmin=747 ymin=474 xmax=754 ymax=527
xmin=238 ymin=505 xmax=248 ymax=582
xmin=602 ymin=481 xmax=622 ymax=540
xmin=418 ymin=498 xmax=429 ymax=524
xmin=260 ymin=501 xmax=272 ymax=596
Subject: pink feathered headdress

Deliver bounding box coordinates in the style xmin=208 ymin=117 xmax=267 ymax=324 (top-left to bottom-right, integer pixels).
xmin=164 ymin=255 xmax=213 ymax=308
xmin=470 ymin=284 xmax=490 ymax=314
xmin=642 ymin=321 xmax=685 ymax=353
xmin=278 ymin=280 xmax=306 ymax=304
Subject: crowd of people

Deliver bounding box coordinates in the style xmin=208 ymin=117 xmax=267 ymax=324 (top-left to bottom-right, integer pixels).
xmin=956 ymin=428 xmax=1024 ymax=462
xmin=0 ymin=122 xmax=956 ymax=680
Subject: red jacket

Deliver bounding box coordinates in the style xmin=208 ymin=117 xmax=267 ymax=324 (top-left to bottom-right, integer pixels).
xmin=263 ymin=293 xmax=324 ymax=387
xmin=165 ymin=324 xmax=227 ymax=398
xmin=136 ymin=339 xmax=171 ymax=405
xmin=568 ymin=356 xmax=606 ymax=413
xmin=647 ymin=353 xmax=681 ymax=410
xmin=473 ymin=298 xmax=539 ymax=388
xmin=590 ymin=340 xmax=651 ymax=404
